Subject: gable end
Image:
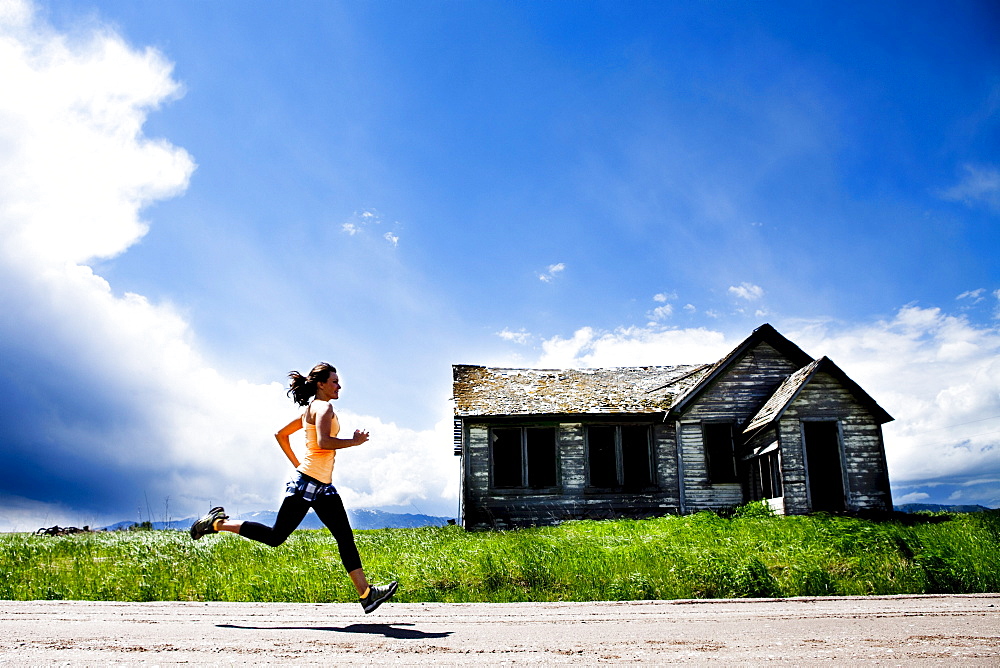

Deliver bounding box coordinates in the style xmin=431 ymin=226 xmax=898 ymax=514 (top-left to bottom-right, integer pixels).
xmin=670 ymin=323 xmax=814 ymax=416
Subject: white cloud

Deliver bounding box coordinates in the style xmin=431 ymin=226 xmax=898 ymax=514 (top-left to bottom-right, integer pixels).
xmin=537 ymin=325 xmax=730 ymax=368
xmin=0 ymin=1 xmax=454 ymax=530
xmin=728 ymin=282 xmax=764 ymax=301
xmin=894 ymin=492 xmax=930 ymax=505
xmin=342 ymin=209 xmax=402 ymax=247
xmin=0 ymin=0 xmax=30 ymax=23
xmin=647 ymin=292 xmax=678 ymax=322
xmin=497 ymin=328 xmax=531 ymax=345
xmin=342 ymin=209 xmax=380 ymax=235
xmin=957 ymin=288 xmax=985 ymax=303
xmin=539 ymin=262 xmax=566 ymax=282
xmin=322 ymin=412 xmax=458 ymax=513
xmin=788 ymin=307 xmax=1000 ymax=488
xmin=647 ymin=304 xmax=674 ymax=323
xmin=0 ymin=0 xmax=193 ymax=266
xmin=940 ymin=164 xmax=1000 ymax=212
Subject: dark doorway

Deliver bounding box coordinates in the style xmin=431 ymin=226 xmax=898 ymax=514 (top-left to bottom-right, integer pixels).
xmin=803 ymin=421 xmax=845 ymax=512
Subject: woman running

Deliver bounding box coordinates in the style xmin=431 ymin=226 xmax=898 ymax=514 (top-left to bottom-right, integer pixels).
xmin=189 ymin=362 xmax=397 ymax=614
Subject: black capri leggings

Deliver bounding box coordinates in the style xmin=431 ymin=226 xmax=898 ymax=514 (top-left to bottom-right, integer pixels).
xmin=238 ymin=492 xmax=363 ymax=573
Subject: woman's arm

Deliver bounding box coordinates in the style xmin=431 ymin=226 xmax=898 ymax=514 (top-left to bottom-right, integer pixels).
xmin=275 ymin=415 xmax=303 ymax=468
xmin=314 ymin=401 xmax=370 ymax=451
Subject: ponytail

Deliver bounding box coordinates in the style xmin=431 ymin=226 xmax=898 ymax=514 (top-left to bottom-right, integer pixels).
xmin=287 ymin=362 xmax=337 ymax=406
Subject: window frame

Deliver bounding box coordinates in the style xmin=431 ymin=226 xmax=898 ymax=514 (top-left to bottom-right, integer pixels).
xmin=758 ymin=450 xmax=783 ymax=499
xmin=702 ymin=421 xmax=739 ymax=485
xmin=584 ymin=423 xmax=656 ymax=491
xmin=488 ymin=425 xmax=560 ymax=491
xmin=801 ymin=418 xmax=847 ymax=512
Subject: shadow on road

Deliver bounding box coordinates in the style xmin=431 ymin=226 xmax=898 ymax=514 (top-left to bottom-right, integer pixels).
xmin=217 ymin=623 xmax=451 ymax=640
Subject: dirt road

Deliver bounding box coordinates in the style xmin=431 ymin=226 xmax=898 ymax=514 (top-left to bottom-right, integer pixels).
xmin=2 ymin=594 xmax=997 ymax=665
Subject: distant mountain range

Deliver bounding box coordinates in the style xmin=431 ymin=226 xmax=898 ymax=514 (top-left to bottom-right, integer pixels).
xmin=893 ymin=503 xmax=992 ymax=514
xmin=99 ymin=502 xmax=992 ymax=532
xmin=102 ymin=508 xmax=454 ymax=532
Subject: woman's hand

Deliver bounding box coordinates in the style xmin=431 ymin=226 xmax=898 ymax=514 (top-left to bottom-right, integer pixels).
xmin=352 ymin=429 xmax=370 ymax=446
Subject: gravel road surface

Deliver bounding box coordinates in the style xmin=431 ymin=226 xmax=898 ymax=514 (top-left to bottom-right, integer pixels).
xmin=2 ymin=594 xmax=998 ymax=665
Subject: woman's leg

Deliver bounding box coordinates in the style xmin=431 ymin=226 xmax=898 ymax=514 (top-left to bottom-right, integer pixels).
xmin=312 ymin=493 xmax=367 ymax=595
xmin=232 ymin=494 xmax=310 ymax=547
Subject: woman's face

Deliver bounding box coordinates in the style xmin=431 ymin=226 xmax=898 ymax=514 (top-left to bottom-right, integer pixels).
xmin=318 ymin=372 xmax=341 ymax=400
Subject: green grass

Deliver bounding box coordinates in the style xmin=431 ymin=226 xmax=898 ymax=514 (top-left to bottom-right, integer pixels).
xmin=2 ymin=508 xmax=998 ymax=603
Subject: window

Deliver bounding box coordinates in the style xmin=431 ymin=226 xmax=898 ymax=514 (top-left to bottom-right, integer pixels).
xmin=703 ymin=422 xmax=738 ymax=484
xmin=586 ymin=424 xmax=653 ymax=489
xmin=490 ymin=426 xmax=558 ymax=489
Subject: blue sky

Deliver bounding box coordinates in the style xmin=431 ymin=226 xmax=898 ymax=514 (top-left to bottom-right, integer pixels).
xmin=0 ymin=0 xmax=998 ymax=530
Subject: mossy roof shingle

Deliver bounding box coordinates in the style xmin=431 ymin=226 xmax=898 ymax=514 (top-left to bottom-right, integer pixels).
xmin=452 ymin=364 xmax=711 ymax=417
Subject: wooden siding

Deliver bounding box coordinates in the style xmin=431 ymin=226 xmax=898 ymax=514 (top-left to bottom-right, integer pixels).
xmin=681 ymin=343 xmax=801 ymax=422
xmin=460 ymin=420 xmax=681 ymax=529
xmin=781 ymin=372 xmax=892 ymax=512
xmin=675 ymin=342 xmax=799 ymax=513
xmin=676 ymin=421 xmax=743 ymax=511
xmin=560 ymin=423 xmax=587 ymax=492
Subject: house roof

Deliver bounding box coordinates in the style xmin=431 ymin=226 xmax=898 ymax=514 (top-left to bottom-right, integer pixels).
xmin=452 ymin=324 xmax=893 ymax=425
xmin=452 ymin=364 xmax=711 ymax=417
xmin=743 ymin=356 xmax=894 ymax=434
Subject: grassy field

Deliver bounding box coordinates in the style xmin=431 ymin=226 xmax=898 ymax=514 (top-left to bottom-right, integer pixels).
xmin=2 ymin=506 xmax=998 ymax=603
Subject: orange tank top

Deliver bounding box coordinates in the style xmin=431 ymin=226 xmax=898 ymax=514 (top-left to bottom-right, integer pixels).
xmin=297 ymin=402 xmax=340 ymax=484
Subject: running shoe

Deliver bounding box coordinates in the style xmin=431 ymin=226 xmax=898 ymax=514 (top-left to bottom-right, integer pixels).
xmin=189 ymin=506 xmax=228 ymax=540
xmin=360 ymin=581 xmax=398 ymax=614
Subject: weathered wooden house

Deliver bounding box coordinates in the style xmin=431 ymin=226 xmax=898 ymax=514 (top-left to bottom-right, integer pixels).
xmin=452 ymin=324 xmax=893 ymax=529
